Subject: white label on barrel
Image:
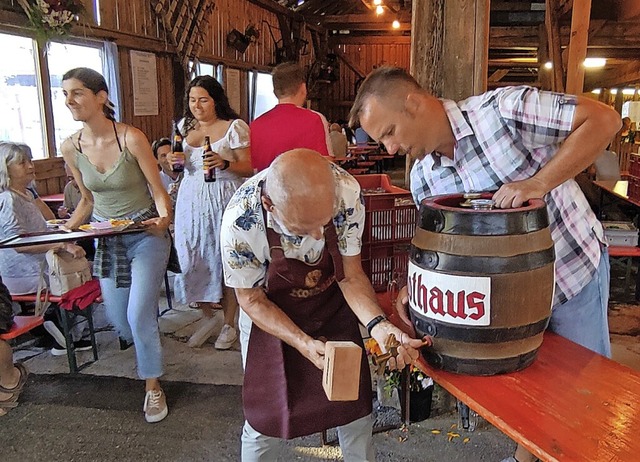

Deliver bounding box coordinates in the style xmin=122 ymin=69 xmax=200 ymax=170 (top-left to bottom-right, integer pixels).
xmin=407 ymin=261 xmax=491 ymax=326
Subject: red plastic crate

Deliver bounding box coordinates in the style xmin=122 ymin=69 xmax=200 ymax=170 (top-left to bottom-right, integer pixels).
xmin=355 ymin=174 xmax=417 ymax=245
xmin=361 ymin=243 xmax=411 ymax=292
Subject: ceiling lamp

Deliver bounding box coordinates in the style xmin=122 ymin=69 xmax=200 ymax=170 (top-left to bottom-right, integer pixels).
xmin=392 ymin=20 xmax=400 ymax=29
xmin=583 ymin=58 xmax=606 ymax=68
xmin=543 ymin=61 xmax=553 ymax=69
xmin=376 ymin=5 xmax=384 ymax=15
xmin=373 ymin=0 xmax=382 ymax=5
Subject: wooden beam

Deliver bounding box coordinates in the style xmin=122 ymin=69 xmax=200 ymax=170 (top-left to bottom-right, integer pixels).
xmin=245 ymin=0 xmax=322 ymax=31
xmin=489 ymin=69 xmax=510 ymax=82
xmin=585 ymin=61 xmax=640 ymax=89
xmin=334 ymin=48 xmax=366 ymax=78
xmin=318 ymin=13 xmax=412 ymax=25
xmin=324 ymin=22 xmax=411 ymax=31
xmin=330 ymin=35 xmax=411 ymax=45
xmin=411 ymin=0 xmax=445 ymax=96
xmin=618 ymin=0 xmax=640 ymax=20
xmin=545 ymin=0 xmax=565 ymax=92
xmin=556 ymin=0 xmax=573 ymax=17
xmin=565 ymin=0 xmax=590 ymax=94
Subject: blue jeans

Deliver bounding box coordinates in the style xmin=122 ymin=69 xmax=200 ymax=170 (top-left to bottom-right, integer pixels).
xmin=99 ymin=231 xmax=171 ymax=379
xmin=548 ymin=246 xmax=611 ymax=358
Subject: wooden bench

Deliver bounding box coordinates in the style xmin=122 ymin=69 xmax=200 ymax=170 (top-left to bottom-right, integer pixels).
xmin=12 ymin=292 xmax=99 ymax=373
xmin=0 ymin=315 xmax=44 ymax=341
xmin=377 ymin=292 xmax=640 ymax=461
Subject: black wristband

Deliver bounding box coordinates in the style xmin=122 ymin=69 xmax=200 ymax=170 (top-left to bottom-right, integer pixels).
xmin=221 ymin=160 xmax=230 ymax=171
xmin=366 ymin=315 xmax=387 ymax=336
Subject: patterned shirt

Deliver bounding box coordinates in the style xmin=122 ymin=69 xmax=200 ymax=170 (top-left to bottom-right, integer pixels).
xmin=221 ymin=164 xmax=365 ymax=289
xmin=410 ymin=86 xmax=604 ymax=306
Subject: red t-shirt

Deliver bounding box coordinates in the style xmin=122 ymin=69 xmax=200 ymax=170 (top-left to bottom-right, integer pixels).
xmin=250 ymin=103 xmax=333 ymax=172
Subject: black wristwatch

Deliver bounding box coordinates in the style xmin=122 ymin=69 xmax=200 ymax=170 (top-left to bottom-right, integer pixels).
xmin=220 ymin=160 xmax=230 ymax=171
xmin=366 ymin=315 xmax=387 ymax=336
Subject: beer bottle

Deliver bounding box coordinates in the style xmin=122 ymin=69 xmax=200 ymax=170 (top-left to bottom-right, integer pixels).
xmin=171 ymin=120 xmax=185 ymax=173
xmin=203 ymin=136 xmax=216 ymax=182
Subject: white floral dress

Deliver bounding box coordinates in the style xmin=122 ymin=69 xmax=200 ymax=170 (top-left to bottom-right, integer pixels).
xmin=174 ymin=119 xmax=250 ymax=304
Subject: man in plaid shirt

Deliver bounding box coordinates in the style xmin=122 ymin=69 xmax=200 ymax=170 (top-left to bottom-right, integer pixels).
xmin=350 ymin=67 xmax=621 ymax=462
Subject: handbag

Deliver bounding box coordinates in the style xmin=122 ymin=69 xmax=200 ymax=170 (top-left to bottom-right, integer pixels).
xmin=45 ymin=249 xmax=93 ymax=297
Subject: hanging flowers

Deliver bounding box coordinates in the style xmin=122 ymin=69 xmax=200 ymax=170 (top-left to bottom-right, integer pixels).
xmin=17 ymin=0 xmax=84 ymax=45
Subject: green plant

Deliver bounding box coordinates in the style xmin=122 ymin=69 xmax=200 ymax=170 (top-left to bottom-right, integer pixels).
xmin=17 ymin=0 xmax=84 ymax=45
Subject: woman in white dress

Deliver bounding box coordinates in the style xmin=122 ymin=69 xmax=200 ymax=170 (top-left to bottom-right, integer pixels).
xmin=169 ymin=76 xmax=252 ymax=349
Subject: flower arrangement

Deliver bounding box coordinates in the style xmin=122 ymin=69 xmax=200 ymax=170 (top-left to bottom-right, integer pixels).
xmin=17 ymin=0 xmax=84 ymax=45
xmin=364 ymin=338 xmax=433 ymax=397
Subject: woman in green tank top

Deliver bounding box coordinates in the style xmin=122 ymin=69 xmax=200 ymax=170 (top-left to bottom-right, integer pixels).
xmin=60 ymin=67 xmax=172 ymax=424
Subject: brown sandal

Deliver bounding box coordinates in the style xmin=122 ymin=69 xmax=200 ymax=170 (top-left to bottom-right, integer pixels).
xmin=0 ymin=363 xmax=29 ymax=413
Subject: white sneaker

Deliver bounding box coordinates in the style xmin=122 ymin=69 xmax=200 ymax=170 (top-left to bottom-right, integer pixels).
xmin=144 ymin=388 xmax=168 ymax=423
xmin=44 ymin=320 xmax=67 ymax=348
xmin=215 ymin=324 xmax=238 ymax=350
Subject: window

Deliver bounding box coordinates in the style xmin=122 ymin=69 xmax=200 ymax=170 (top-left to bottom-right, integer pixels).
xmin=48 ymin=42 xmax=103 ymax=155
xmin=0 ymin=32 xmax=108 ymax=159
xmin=0 ymin=34 xmax=45 ymax=158
xmin=249 ymin=71 xmax=277 ymax=121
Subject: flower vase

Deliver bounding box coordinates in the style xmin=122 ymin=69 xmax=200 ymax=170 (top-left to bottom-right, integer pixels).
xmin=401 ymin=385 xmax=434 ymax=422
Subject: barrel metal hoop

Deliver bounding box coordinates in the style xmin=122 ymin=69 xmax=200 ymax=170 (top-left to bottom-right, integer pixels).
xmin=419 ymin=206 xmax=549 ymax=235
xmin=410 ymin=246 xmax=555 ymax=273
xmin=421 ymin=349 xmax=539 ymax=375
xmin=412 ymin=315 xmax=550 ymax=342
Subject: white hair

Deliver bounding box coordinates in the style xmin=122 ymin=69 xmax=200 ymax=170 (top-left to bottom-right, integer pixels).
xmin=0 ymin=141 xmax=33 ymax=191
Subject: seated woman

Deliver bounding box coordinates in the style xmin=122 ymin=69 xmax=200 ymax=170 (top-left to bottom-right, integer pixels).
xmin=0 ymin=142 xmax=88 ymax=354
xmin=0 ymin=275 xmax=28 ymax=417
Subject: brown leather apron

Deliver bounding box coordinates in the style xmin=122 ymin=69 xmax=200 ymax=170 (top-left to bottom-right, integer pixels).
xmin=243 ymin=198 xmax=372 ymax=439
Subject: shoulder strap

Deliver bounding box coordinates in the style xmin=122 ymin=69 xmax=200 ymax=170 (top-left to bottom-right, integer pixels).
xmin=112 ymin=120 xmax=123 ymax=151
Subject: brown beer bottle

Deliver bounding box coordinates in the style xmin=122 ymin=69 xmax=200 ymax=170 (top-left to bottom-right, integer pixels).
xmin=171 ymin=120 xmax=185 ymax=173
xmin=203 ymin=136 xmax=216 ymax=182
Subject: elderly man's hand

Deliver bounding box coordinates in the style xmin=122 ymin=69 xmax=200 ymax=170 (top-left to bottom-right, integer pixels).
xmin=303 ymin=337 xmax=327 ymax=370
xmin=370 ymin=320 xmax=430 ymax=371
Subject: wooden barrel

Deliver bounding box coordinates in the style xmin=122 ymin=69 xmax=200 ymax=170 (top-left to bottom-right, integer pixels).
xmin=408 ymin=193 xmax=555 ymax=376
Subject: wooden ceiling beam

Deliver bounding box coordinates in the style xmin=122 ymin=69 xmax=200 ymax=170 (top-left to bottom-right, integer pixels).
xmin=324 ymin=22 xmax=411 ymax=31
xmin=618 ymin=0 xmax=640 ymax=20
xmin=246 ymin=0 xmax=323 ymax=31
xmin=585 ymin=61 xmax=640 ymax=89
xmin=556 ymin=0 xmax=573 ymax=17
xmin=488 ymin=69 xmax=510 ymax=82
xmin=329 ymin=35 xmax=411 ymax=45
xmin=316 ymin=13 xmax=412 ymax=24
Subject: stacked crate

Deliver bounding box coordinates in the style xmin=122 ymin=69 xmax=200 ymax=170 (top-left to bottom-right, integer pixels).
xmin=355 ymin=174 xmax=418 ymax=291
xmin=628 ymin=153 xmax=640 ymax=199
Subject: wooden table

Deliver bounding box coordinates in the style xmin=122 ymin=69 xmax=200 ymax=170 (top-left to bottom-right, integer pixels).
xmin=377 ymin=292 xmax=640 ymax=462
xmin=594 ymin=180 xmax=640 ymax=212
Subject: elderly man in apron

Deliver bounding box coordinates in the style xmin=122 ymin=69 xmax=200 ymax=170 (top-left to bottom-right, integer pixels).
xmin=221 ymin=149 xmax=425 ymax=461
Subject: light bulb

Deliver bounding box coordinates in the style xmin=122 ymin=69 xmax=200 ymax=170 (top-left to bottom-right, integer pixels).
xmin=392 ymin=20 xmax=400 ymax=29
xmin=376 ymin=5 xmax=384 ymax=14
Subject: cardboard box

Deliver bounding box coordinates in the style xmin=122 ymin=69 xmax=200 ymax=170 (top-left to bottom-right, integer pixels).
xmin=322 ymin=341 xmax=362 ymax=401
xmin=603 ymin=221 xmax=639 ymax=247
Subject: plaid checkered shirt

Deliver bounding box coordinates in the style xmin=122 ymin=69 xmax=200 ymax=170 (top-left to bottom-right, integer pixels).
xmin=410 ymin=86 xmax=605 ymax=307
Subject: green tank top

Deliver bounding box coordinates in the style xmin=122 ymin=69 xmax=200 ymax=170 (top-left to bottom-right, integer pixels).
xmin=74 ymin=132 xmax=153 ymax=219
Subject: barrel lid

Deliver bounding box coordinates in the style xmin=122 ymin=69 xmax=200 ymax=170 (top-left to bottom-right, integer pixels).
xmin=418 ymin=193 xmax=549 ymax=235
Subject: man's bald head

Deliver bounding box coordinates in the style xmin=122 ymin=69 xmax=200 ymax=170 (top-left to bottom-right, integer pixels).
xmin=265 ymin=149 xmax=336 ymax=238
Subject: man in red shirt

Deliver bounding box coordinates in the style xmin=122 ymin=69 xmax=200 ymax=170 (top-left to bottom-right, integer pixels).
xmin=250 ymin=62 xmax=333 ymax=172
